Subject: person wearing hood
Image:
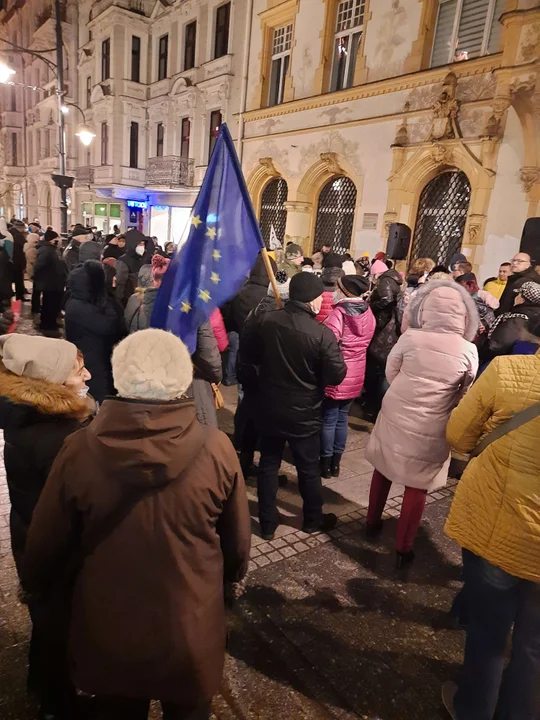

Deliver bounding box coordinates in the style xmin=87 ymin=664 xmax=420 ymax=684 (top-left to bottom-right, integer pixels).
xmin=365 ymin=279 xmax=479 ymax=568
xmin=497 ymin=252 xmax=540 ymax=315
xmin=115 ymin=229 xmax=148 ymax=307
xmin=320 ymin=276 xmax=376 ymax=479
xmin=65 ymin=261 xmax=126 ymax=403
xmin=279 ymin=242 xmax=304 ymax=279
xmin=9 ymin=219 xmax=28 ymax=301
xmin=230 ymin=251 xmax=278 ymax=332
xmin=316 ymin=255 xmax=345 ymax=324
xmin=241 ymin=272 xmax=346 ymax=540
xmin=22 ymin=329 xmax=251 ymax=720
xmin=24 ymin=232 xmax=41 ymax=312
xmin=125 ymin=256 xmax=170 ymax=333
xmin=63 ymin=224 xmax=96 ymax=272
xmin=33 ymin=230 xmax=68 ymax=336
xmin=0 ymin=334 xmax=93 ymax=719
xmin=103 ymin=234 xmax=127 ymax=261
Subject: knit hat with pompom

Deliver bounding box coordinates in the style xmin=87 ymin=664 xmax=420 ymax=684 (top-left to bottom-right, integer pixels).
xmin=151 ymin=254 xmax=170 ymax=283
xmin=112 ymin=329 xmax=193 ymax=401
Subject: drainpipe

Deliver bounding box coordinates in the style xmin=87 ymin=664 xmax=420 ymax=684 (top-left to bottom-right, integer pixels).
xmin=236 ymin=0 xmax=253 ymax=164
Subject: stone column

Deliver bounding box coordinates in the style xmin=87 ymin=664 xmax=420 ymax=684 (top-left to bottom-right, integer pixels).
xmin=283 ymin=201 xmax=313 ymax=254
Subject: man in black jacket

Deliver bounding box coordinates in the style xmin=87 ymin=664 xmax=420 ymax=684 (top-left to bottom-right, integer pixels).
xmin=230 ymin=252 xmax=278 ymax=332
xmin=9 ymin=220 xmax=28 ymax=301
xmin=242 ymin=272 xmax=346 ymax=540
xmin=497 ymin=252 xmax=540 ymax=314
xmin=115 ymin=229 xmax=148 ymax=307
xmin=33 ymin=230 xmax=67 ymax=336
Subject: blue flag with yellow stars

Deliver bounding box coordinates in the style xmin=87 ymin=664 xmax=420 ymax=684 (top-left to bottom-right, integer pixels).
xmin=151 ymin=123 xmax=265 ymax=353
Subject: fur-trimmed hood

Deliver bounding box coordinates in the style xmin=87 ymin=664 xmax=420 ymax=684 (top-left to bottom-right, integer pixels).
xmin=0 ymin=362 xmax=89 ymax=422
xmin=68 ymin=260 xmax=107 ymax=305
xmin=408 ymin=278 xmax=479 ymax=342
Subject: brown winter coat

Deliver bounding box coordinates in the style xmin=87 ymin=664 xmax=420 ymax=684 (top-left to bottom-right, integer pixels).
xmin=23 ymin=397 xmax=251 ymax=705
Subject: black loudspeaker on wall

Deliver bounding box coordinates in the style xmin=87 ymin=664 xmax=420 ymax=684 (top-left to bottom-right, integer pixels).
xmin=386 ymin=223 xmax=411 ymax=261
xmin=520 ymin=217 xmax=540 ymax=263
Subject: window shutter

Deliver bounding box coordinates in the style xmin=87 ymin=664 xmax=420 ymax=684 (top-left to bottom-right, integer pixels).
xmin=431 ymin=0 xmax=458 ymax=67
xmin=456 ymin=0 xmax=490 ymax=59
xmin=487 ymin=0 xmax=505 ymax=54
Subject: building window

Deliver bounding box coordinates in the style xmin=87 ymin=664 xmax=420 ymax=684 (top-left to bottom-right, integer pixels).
xmin=102 ymin=38 xmax=111 ymax=81
xmin=330 ymin=0 xmax=365 ymax=92
xmin=44 ymin=129 xmax=51 ymax=158
xmin=11 ymin=133 xmax=17 ymax=166
xmin=184 ymin=21 xmax=197 ymax=71
xmin=27 ymin=131 xmax=33 ymax=166
xmin=36 ymin=129 xmax=41 ymax=160
xmin=431 ymin=0 xmax=506 ymax=67
xmin=131 ymin=35 xmax=141 ymax=83
xmin=260 ymin=178 xmax=288 ymax=249
xmin=86 ymin=76 xmax=92 ymax=109
xmin=180 ymin=118 xmax=191 ymax=158
xmin=129 ymin=121 xmax=139 ymax=168
xmin=10 ymin=84 xmax=16 ymax=111
xmin=101 ymin=122 xmax=108 ymax=165
xmin=314 ymin=176 xmax=357 ymax=255
xmin=214 ymin=3 xmax=230 ymax=59
xmin=208 ymin=110 xmax=222 ymax=161
xmin=269 ymin=24 xmax=292 ymax=107
xmin=156 ymin=122 xmax=164 ymax=157
xmin=158 ymin=34 xmax=169 ymax=81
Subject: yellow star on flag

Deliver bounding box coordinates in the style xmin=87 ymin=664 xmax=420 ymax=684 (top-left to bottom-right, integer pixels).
xmin=210 ymin=272 xmax=220 ymax=284
xmin=191 ymin=215 xmax=202 ymax=228
xmin=199 ymin=289 xmax=211 ymax=303
xmin=205 ymin=226 xmax=217 ymax=240
xmin=180 ymin=301 xmax=191 ymax=313
xmin=213 ymin=249 xmax=221 ymax=261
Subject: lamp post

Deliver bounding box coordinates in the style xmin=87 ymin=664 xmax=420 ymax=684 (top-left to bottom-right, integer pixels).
xmin=0 ymin=0 xmax=94 ymax=233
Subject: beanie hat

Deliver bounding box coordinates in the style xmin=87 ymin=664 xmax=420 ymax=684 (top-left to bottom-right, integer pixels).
xmin=289 ymin=272 xmax=325 ymax=303
xmin=285 ymin=243 xmax=303 ymax=260
xmin=520 ymin=281 xmax=540 ymax=305
xmin=338 ymin=274 xmax=369 ymax=298
xmin=374 ymin=251 xmax=387 ymax=262
xmin=268 ymin=269 xmax=291 ymax=300
xmin=449 ymin=252 xmax=467 ymax=271
xmin=112 ymin=329 xmax=193 ymax=401
xmin=370 ymin=259 xmax=388 ymax=276
xmin=137 ymin=264 xmax=153 ymax=289
xmin=44 ymin=229 xmax=59 ymax=243
xmin=301 ymin=258 xmax=314 ymax=267
xmin=71 ymin=223 xmax=92 ymax=237
xmin=0 ymin=334 xmax=78 ymax=384
xmin=152 ymin=254 xmax=170 ymax=283
xmin=342 ymin=260 xmax=356 ymax=276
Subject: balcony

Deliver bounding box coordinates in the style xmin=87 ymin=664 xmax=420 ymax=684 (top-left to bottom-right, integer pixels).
xmin=75 ymin=166 xmax=95 ymax=184
xmin=146 ymin=156 xmax=195 ymax=187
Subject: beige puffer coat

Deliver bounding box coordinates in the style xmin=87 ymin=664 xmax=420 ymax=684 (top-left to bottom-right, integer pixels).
xmin=24 ymin=233 xmax=40 ymax=279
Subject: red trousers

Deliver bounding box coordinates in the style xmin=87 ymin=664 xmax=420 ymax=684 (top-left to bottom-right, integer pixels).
xmin=367 ymin=469 xmax=427 ymax=553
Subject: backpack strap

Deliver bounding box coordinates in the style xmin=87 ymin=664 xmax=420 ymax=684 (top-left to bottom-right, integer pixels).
xmin=471 ymin=402 xmax=540 ymax=458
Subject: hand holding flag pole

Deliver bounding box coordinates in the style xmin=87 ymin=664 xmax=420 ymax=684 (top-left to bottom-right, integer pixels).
xmin=151 ymin=123 xmax=281 ymax=351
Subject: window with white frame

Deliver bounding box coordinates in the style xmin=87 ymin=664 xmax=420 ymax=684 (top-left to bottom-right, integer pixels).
xmin=431 ymin=0 xmax=506 ymax=68
xmin=268 ymin=24 xmax=292 ymax=107
xmin=330 ymin=0 xmax=365 ymax=92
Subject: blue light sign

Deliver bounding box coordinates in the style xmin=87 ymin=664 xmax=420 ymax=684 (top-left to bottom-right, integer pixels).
xmin=127 ymin=200 xmax=147 ymax=209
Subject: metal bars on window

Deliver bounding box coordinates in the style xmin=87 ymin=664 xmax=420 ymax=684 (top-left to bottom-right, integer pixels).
xmin=259 ymin=178 xmax=288 ymax=249
xmin=314 ymin=176 xmax=357 ymax=255
xmin=410 ymin=171 xmax=471 ymax=268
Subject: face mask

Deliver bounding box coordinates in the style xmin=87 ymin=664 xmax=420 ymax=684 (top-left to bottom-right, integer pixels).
xmin=135 ymin=245 xmax=145 ymax=256
xmin=78 ymin=386 xmax=89 ymax=398
xmin=333 ymin=291 xmax=340 ymax=303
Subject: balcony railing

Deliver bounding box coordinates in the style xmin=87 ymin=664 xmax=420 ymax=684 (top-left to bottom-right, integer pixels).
xmin=146 ymin=156 xmax=194 ymax=187
xmin=75 ymin=166 xmax=95 ymax=184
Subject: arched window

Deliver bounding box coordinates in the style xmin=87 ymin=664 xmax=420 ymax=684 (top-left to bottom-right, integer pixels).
xmin=410 ymin=170 xmax=471 ymax=267
xmin=259 ymin=178 xmax=288 ymax=249
xmin=314 ymin=176 xmax=357 ymax=254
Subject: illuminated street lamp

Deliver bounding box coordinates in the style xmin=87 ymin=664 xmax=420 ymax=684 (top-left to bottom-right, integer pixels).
xmin=0 ymin=62 xmax=15 ymax=84
xmin=76 ymin=126 xmax=96 ymax=147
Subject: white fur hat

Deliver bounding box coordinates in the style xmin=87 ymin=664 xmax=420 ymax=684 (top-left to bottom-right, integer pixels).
xmin=112 ymin=329 xmax=193 ymax=401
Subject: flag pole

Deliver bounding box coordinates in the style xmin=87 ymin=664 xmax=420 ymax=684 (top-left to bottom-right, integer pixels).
xmin=260 ymin=247 xmax=282 ymax=309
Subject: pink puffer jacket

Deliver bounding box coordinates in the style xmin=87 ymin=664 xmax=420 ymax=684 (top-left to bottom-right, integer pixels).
xmin=316 ymin=291 xmax=334 ymax=324
xmin=324 ymin=299 xmax=376 ymax=400
xmin=210 ymin=308 xmax=229 ymax=352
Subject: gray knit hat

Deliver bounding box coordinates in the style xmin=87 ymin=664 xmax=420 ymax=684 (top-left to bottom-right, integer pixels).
xmin=0 ymin=335 xmax=78 ymax=384
xmin=112 ymin=329 xmax=193 ymax=401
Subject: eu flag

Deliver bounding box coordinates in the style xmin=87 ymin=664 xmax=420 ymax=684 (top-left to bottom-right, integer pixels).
xmin=151 ymin=123 xmax=265 ymax=353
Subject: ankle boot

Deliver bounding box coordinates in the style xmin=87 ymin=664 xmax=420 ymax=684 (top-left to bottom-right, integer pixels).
xmin=320 ymin=457 xmax=332 ymax=479
xmin=331 ymin=453 xmax=342 ymax=477
xmin=395 ymin=549 xmax=415 ymax=570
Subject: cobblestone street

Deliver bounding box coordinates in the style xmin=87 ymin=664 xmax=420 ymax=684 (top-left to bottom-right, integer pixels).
xmin=0 ymin=361 xmax=466 ymax=719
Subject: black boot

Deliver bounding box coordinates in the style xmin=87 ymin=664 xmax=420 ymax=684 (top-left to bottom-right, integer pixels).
xmin=303 ymin=512 xmax=337 ymax=534
xmin=320 ymin=456 xmax=332 ymax=480
xmin=365 ymin=519 xmax=383 ymax=538
xmin=331 ymin=453 xmax=342 ymax=477
xmin=395 ymin=549 xmax=415 ymax=570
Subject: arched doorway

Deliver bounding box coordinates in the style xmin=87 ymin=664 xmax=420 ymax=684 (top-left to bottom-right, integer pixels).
xmin=259 ymin=177 xmax=288 ymax=248
xmin=410 ymin=170 xmax=471 ymax=267
xmin=314 ymin=176 xmax=357 ymax=254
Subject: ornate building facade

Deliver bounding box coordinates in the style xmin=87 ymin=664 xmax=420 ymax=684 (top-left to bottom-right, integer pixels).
xmin=242 ymin=0 xmax=540 ymax=278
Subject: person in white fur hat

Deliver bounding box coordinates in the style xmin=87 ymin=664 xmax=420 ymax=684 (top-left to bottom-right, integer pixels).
xmin=23 ymin=328 xmax=251 ymax=720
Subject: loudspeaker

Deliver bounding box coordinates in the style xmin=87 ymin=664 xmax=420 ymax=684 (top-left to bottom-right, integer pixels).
xmin=386 ymin=223 xmax=411 ymax=260
xmin=520 ymin=217 xmax=540 ymax=264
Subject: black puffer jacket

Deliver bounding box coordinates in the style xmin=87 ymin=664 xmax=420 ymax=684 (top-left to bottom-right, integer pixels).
xmin=241 ymin=301 xmax=346 ymax=438
xmin=65 ymin=261 xmax=126 ymax=403
xmin=10 ymin=227 xmax=26 ymax=273
xmin=33 ymin=239 xmax=67 ymax=292
xmin=0 ymin=245 xmax=13 ymax=303
xmin=230 ymin=254 xmax=277 ymax=332
xmin=0 ymin=366 xmax=89 ymax=576
xmin=115 ymin=230 xmax=148 ymax=307
xmin=488 ymin=303 xmax=540 ymax=358
xmin=497 ymin=267 xmax=540 ymax=314
xmin=368 ymin=269 xmax=403 ymax=363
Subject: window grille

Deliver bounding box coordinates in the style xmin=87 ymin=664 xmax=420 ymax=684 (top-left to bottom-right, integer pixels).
xmin=314 ymin=176 xmax=357 ymax=255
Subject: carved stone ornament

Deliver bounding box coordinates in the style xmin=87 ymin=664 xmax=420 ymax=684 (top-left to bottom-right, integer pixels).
xmin=467 ymin=214 xmax=486 ymax=245
xmin=320 ymin=152 xmax=343 ymax=176
xmin=483 ymin=114 xmax=501 ymax=139
xmin=520 ymin=167 xmax=540 ymax=194
xmin=430 ymin=72 xmax=460 ymax=141
xmin=258 ymin=157 xmax=279 ymax=178
xmin=431 ymin=143 xmax=453 ymax=165
xmin=394 ymin=119 xmax=409 ymax=147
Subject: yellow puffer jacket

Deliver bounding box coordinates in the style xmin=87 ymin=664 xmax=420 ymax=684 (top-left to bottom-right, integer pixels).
xmin=445 ymin=351 xmax=540 ymax=582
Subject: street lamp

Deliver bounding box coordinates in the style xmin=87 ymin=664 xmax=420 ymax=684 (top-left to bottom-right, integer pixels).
xmin=76 ymin=127 xmax=96 ymax=146
xmin=0 ymin=62 xmax=15 ymax=84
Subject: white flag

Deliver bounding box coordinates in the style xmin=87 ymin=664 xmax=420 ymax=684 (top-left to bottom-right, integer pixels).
xmin=268 ymin=225 xmax=282 ymax=251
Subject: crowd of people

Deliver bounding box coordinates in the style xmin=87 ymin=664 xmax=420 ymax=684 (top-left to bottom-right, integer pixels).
xmin=0 ymin=217 xmax=538 ymax=720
